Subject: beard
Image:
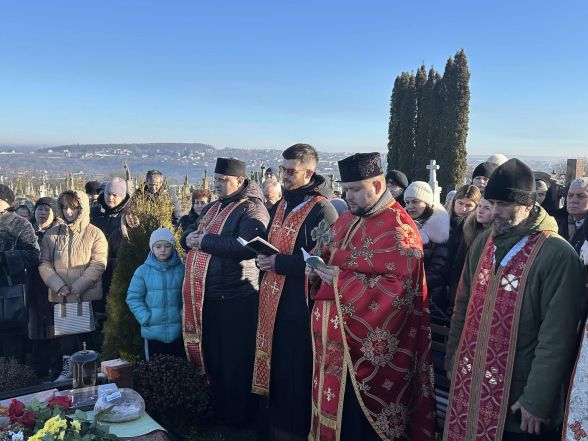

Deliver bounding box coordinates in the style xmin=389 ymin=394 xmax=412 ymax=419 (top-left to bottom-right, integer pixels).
xmin=492 ymin=209 xmax=529 ymax=234
xmin=349 ymin=206 xmax=368 ymax=216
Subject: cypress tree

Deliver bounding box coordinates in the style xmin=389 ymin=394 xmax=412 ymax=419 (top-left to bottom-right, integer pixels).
xmin=102 ymin=192 xmax=184 ymax=361
xmin=397 ymin=72 xmax=417 ymax=178
xmin=439 ymin=49 xmax=470 ymax=194
xmin=387 ymin=75 xmax=402 ymax=171
xmin=413 ymin=65 xmax=429 ymax=181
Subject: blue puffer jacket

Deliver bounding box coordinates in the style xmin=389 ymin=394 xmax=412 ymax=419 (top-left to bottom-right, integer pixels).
xmin=126 ymin=250 xmax=184 ymax=343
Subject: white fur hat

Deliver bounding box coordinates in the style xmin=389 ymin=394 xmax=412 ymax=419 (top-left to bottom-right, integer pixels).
xmin=404 ymin=181 xmax=434 ymax=207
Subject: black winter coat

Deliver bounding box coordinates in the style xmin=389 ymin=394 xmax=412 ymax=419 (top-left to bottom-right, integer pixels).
xmin=181 ymin=180 xmax=270 ymax=300
xmin=264 ymin=174 xmax=338 ymax=321
xmin=90 ymin=193 xmax=131 ymax=294
xmin=28 ymin=219 xmax=61 ymax=339
xmin=179 ymin=208 xmax=199 ymax=232
xmin=0 ymin=211 xmax=40 ymax=329
xmin=417 ymin=206 xmax=451 ymax=325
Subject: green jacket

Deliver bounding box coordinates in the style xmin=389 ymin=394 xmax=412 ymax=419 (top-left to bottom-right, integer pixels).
xmin=445 ymin=205 xmax=585 ymax=433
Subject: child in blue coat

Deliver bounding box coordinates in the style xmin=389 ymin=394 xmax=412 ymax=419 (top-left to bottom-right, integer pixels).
xmin=127 ymin=228 xmax=185 ymax=360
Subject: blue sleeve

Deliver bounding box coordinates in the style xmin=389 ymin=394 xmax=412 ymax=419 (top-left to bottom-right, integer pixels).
xmin=126 ymin=266 xmax=151 ymax=326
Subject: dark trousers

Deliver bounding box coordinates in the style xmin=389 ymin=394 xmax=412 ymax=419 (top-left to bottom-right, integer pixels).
xmin=502 ymin=430 xmax=561 ymax=441
xmin=31 ymin=338 xmax=61 ymax=377
xmin=0 ymin=330 xmax=25 ymax=362
xmin=202 ymin=293 xmax=258 ymax=427
xmin=58 ymin=332 xmax=96 ymax=356
xmin=340 ymin=379 xmax=381 ymax=441
xmin=146 ymin=338 xmax=185 ymax=359
xmin=265 ymin=317 xmax=312 ymax=441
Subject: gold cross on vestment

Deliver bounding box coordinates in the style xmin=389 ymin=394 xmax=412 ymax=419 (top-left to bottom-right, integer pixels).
xmin=283 ymin=223 xmax=296 ymax=236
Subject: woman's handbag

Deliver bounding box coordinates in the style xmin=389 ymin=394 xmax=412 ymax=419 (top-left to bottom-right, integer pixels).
xmin=53 ymin=299 xmax=95 ymax=336
xmin=0 ymin=269 xmax=27 ymax=328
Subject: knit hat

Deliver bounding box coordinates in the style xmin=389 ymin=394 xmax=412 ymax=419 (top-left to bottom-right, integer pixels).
xmin=484 ymin=158 xmax=536 ymax=205
xmin=149 ymin=227 xmax=176 ymax=248
xmin=0 ymin=184 xmax=15 ymax=204
xmin=472 ymin=162 xmax=498 ymax=179
xmin=535 ymin=179 xmax=548 ymax=192
xmin=105 ymin=178 xmax=127 ymax=196
xmin=486 ymin=154 xmax=508 ymax=167
xmin=34 ymin=197 xmax=58 ymax=217
xmin=404 ymin=181 xmax=434 ymax=206
xmin=85 ymin=180 xmax=102 ymax=195
xmin=385 ymin=170 xmax=409 ymax=189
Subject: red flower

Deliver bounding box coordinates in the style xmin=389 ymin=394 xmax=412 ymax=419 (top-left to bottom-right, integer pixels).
xmin=7 ymin=399 xmax=36 ymax=427
xmin=47 ymin=395 xmax=72 ymax=409
xmin=16 ymin=411 xmax=36 ymax=427
xmin=7 ymin=399 xmax=25 ymax=422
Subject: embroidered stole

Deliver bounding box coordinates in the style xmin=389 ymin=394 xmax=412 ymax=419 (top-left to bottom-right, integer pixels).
xmin=182 ymin=199 xmax=245 ymax=374
xmin=562 ymin=317 xmax=588 ymax=440
xmin=251 ymin=196 xmax=323 ymax=396
xmin=444 ymin=232 xmax=549 ymax=441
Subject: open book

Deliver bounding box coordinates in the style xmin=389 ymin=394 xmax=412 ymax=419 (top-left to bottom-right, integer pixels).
xmin=302 ymin=247 xmax=328 ymax=270
xmin=237 ymin=236 xmax=280 ymax=255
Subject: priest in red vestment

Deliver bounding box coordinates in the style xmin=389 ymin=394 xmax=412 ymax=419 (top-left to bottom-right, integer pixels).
xmin=306 ymin=152 xmax=436 ymax=441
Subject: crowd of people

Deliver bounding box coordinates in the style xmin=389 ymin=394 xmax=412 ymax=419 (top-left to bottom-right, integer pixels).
xmin=0 ymin=144 xmax=587 ymax=441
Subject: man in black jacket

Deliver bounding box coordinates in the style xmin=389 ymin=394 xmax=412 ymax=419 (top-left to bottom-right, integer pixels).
xmin=181 ymin=158 xmax=270 ymax=427
xmin=254 ymin=144 xmax=338 ymax=441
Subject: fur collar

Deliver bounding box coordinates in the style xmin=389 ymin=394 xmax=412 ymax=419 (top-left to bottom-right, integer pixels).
xmin=419 ymin=205 xmax=450 ymax=245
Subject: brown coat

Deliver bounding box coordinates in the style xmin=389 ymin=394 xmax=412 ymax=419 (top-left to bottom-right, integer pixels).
xmin=39 ymin=190 xmax=108 ymax=303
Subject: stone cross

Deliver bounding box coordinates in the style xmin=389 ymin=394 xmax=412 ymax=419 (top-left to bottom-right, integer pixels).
xmin=426 ymin=160 xmax=442 ymax=205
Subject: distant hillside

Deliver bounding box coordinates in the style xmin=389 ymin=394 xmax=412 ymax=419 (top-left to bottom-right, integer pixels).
xmin=35 ymin=142 xmax=215 ymax=154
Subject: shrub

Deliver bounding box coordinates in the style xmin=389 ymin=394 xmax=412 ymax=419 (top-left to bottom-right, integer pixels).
xmin=101 ymin=190 xmax=184 ymax=361
xmin=0 ymin=358 xmax=41 ymax=393
xmin=133 ymin=354 xmax=210 ymax=429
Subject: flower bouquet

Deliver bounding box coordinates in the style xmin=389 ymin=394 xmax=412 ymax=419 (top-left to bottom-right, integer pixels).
xmin=0 ymin=396 xmax=116 ymax=441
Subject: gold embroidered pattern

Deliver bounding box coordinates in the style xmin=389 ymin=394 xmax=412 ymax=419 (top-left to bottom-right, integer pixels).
xmin=360 ymin=327 xmax=399 ymax=367
xmin=459 ymin=356 xmax=472 ymax=375
xmin=485 ymin=367 xmax=503 ymax=386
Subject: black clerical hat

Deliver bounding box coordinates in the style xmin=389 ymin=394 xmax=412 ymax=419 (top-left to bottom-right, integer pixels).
xmin=338 ymin=153 xmax=383 ymax=183
xmin=214 ymin=158 xmax=246 ymax=177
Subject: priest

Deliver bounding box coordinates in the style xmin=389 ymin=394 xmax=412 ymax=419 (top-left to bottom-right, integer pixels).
xmin=181 ymin=157 xmax=270 ymax=426
xmin=306 ymin=152 xmax=436 ymax=441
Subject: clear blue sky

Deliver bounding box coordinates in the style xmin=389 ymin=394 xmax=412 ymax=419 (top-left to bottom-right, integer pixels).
xmin=1 ymin=0 xmax=586 ymax=156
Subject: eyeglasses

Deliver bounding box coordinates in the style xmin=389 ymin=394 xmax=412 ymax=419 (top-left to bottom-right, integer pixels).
xmin=279 ymin=166 xmax=306 ymax=176
xmin=193 ymin=200 xmax=208 ymax=205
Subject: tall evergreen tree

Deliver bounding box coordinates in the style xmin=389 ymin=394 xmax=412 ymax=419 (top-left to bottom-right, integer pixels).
xmin=387 ymin=76 xmax=402 ymax=171
xmin=413 ymin=65 xmax=429 ymax=181
xmin=397 ymin=72 xmax=417 ymax=178
xmin=438 ymin=49 xmax=470 ymax=194
xmin=387 ymin=50 xmax=470 ymax=191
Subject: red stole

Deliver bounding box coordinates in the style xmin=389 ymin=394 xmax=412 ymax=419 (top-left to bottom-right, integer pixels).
xmin=444 ymin=232 xmax=549 ymax=441
xmin=252 ymin=196 xmax=324 ymax=396
xmin=182 ymin=199 xmax=246 ymax=373
xmin=309 ymin=202 xmax=436 ymax=441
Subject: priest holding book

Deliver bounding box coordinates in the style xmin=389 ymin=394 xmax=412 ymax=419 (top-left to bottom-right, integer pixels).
xmin=253 ymin=143 xmax=338 ymax=441
xmin=305 ymin=152 xmax=436 ymax=441
xmin=180 ymin=157 xmax=270 ymax=427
